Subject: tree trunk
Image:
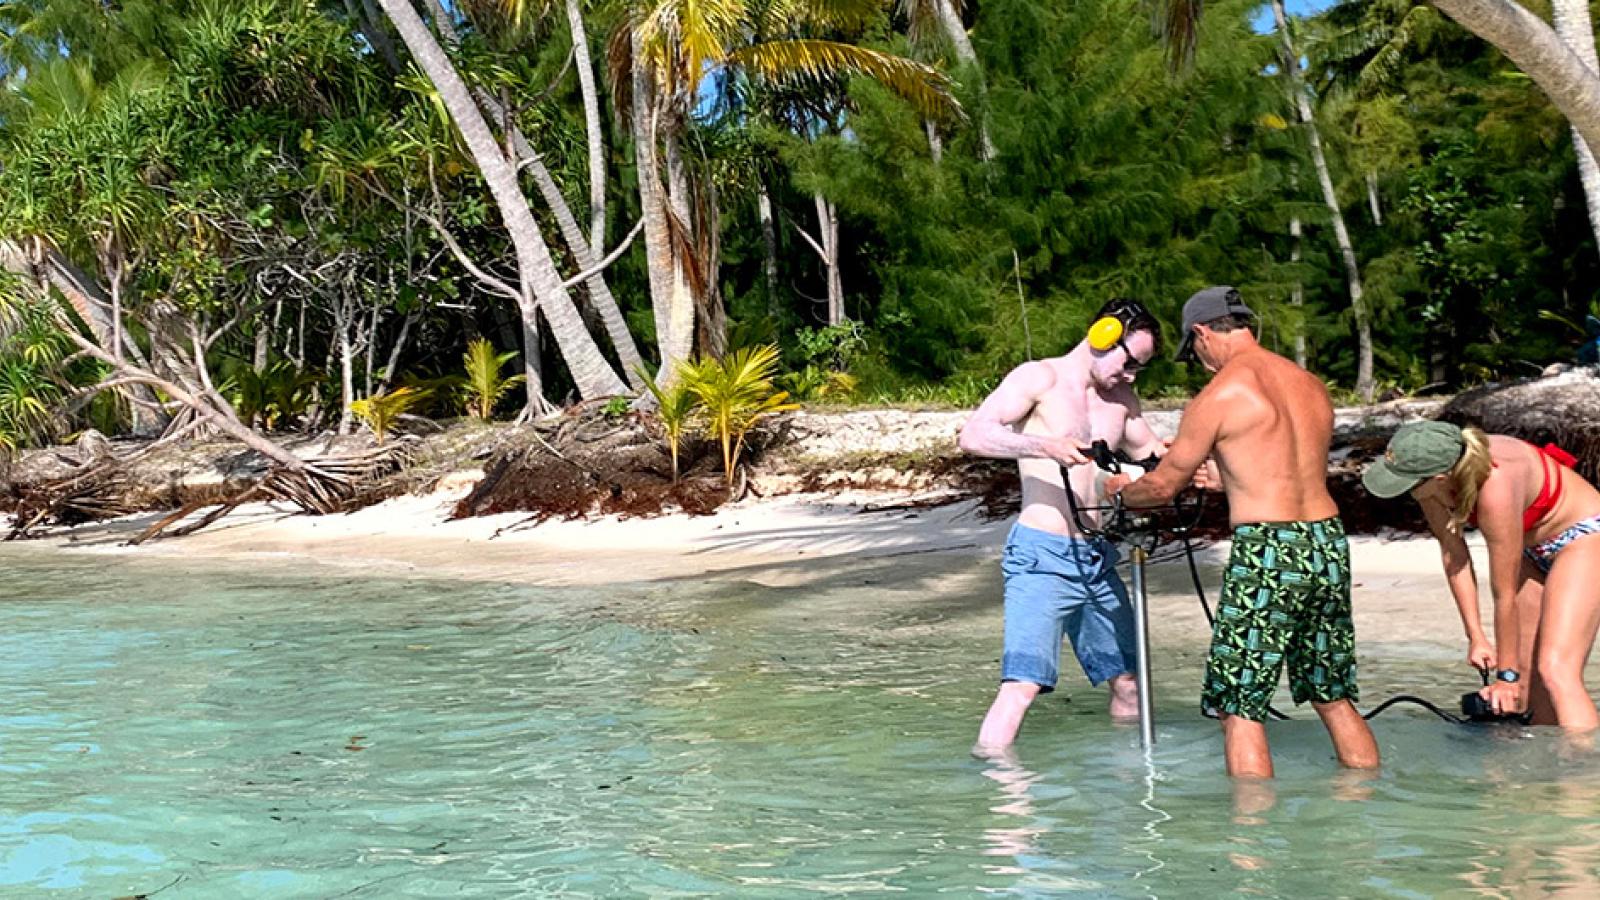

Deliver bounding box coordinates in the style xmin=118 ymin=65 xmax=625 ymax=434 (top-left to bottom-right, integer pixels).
xmin=377 ymin=312 xmax=415 ymax=393
xmin=1430 ymin=0 xmax=1600 ymax=159
xmin=1365 ymin=170 xmax=1384 ymax=226
xmin=814 ymin=192 xmax=845 ymax=325
xmin=1552 ymin=0 xmax=1600 ymax=250
xmin=630 ymin=38 xmax=696 ymax=382
xmin=377 ymin=0 xmax=627 ymax=401
xmin=427 ymin=4 xmax=644 ymax=390
xmin=663 ymin=131 xmax=700 ymax=358
xmin=758 ymin=182 xmax=781 ymax=320
xmin=485 ymin=92 xmax=647 ymax=389
xmin=1290 ymin=213 xmax=1307 ymax=369
xmin=925 ymin=119 xmax=944 ymax=163
xmin=348 ymin=0 xmax=402 ymax=73
xmin=933 ymin=0 xmax=996 ymax=161
xmin=420 ymin=0 xmax=457 ymax=43
xmin=566 ymin=0 xmax=608 ymax=254
xmin=1275 ymin=0 xmax=1373 ymax=402
xmin=253 ymin=304 xmax=272 ymax=371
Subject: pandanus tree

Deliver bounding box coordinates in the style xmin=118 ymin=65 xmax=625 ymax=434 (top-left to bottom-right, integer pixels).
xmin=621 ymin=0 xmax=961 ymax=375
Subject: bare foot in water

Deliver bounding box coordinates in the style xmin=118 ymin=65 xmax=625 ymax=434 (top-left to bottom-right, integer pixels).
xmin=1108 ymin=673 xmax=1139 ymax=720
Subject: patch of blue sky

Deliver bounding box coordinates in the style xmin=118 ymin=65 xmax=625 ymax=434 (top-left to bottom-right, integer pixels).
xmin=1252 ymin=0 xmax=1338 ymax=33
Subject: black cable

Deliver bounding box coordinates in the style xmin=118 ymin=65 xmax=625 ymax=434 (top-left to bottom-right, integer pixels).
xmin=1179 ymin=536 xmax=1467 ymax=725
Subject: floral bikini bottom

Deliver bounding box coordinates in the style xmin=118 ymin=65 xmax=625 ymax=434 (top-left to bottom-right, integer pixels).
xmin=1526 ymin=514 xmax=1600 ymax=574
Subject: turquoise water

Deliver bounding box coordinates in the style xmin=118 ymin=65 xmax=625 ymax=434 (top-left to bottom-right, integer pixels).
xmin=2 ymin=548 xmax=1598 ymax=898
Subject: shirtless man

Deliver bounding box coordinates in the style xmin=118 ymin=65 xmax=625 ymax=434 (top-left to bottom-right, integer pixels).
xmin=1109 ymin=286 xmax=1380 ymax=778
xmin=959 ymin=299 xmax=1167 ymax=752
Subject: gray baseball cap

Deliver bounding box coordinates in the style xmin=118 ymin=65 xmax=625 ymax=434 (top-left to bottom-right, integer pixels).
xmin=1175 ymin=286 xmax=1254 ymax=362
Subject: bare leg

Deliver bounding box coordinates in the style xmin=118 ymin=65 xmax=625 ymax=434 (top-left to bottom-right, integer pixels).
xmin=1516 ymin=561 xmax=1555 ymax=724
xmin=976 ymin=681 xmax=1043 ymax=751
xmin=1107 ymin=673 xmax=1138 ymax=719
xmin=1220 ymin=713 xmax=1273 ymax=778
xmin=1312 ymin=699 xmax=1380 ymax=769
xmin=1534 ymin=534 xmax=1600 ymax=732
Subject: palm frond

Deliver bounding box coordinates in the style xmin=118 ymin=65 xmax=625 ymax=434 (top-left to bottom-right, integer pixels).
xmin=730 ymin=40 xmax=963 ymax=121
xmin=1156 ymin=0 xmax=1204 ymax=72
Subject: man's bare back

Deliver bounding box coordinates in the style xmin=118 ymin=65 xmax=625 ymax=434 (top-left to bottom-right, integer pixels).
xmin=1202 ymin=348 xmax=1339 ymax=525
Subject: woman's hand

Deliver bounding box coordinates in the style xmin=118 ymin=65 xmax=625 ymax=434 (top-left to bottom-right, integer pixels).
xmin=1467 ymin=638 xmax=1496 ymax=672
xmin=1480 ymin=681 xmax=1526 ymax=716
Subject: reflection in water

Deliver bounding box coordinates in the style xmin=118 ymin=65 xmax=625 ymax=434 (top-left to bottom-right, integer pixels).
xmin=1460 ymin=747 xmax=1600 ymax=897
xmin=978 ymin=753 xmax=1046 ymax=874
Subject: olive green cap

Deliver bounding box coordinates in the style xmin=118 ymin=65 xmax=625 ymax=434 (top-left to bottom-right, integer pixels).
xmin=1362 ymin=421 xmax=1466 ymax=499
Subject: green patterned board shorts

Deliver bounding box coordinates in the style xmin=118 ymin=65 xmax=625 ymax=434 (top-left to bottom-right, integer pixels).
xmin=1201 ymin=516 xmax=1359 ymax=723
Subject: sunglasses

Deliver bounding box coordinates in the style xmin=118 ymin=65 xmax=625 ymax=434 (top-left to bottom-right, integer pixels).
xmin=1115 ymin=336 xmax=1150 ymax=375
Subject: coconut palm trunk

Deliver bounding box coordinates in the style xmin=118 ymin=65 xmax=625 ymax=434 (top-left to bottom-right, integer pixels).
xmin=1552 ymin=0 xmax=1600 ymax=249
xmin=758 ymin=182 xmax=781 ymax=319
xmin=931 ymin=0 xmax=995 ymax=160
xmin=376 ymin=0 xmax=626 ymax=402
xmin=812 ymin=192 xmax=845 ymax=325
xmin=1274 ymin=0 xmax=1374 ymax=402
xmin=1430 ymin=0 xmax=1600 ymax=158
xmin=1291 ymin=213 xmax=1308 ymax=368
xmin=420 ymin=5 xmax=645 ymax=391
xmin=631 ymin=37 xmax=696 ymax=382
xmin=566 ymin=0 xmax=608 ymax=253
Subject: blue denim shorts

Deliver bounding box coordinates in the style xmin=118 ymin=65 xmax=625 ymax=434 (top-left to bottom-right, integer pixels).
xmin=1000 ymin=523 xmax=1138 ymax=690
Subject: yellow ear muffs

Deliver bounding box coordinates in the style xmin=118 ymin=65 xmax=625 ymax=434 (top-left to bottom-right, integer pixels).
xmin=1087 ymin=316 xmax=1125 ymax=351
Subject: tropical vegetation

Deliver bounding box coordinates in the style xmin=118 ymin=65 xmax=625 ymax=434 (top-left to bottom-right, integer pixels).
xmin=0 ymin=0 xmax=1595 ymax=455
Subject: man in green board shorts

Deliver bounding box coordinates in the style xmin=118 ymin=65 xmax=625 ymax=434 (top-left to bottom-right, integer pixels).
xmin=1107 ymin=287 xmax=1379 ymax=778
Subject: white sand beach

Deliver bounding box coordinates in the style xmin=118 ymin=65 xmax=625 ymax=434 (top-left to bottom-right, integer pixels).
xmin=21 ymin=481 xmax=1494 ymax=664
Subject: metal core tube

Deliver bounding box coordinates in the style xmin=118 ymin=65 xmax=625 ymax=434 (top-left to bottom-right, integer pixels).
xmin=1130 ymin=545 xmax=1155 ymax=748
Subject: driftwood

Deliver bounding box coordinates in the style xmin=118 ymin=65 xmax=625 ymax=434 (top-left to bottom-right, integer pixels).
xmin=1438 ymin=368 xmax=1600 ymax=483
xmin=5 ymin=435 xmax=417 ymax=543
xmin=127 ymin=439 xmax=419 ymax=544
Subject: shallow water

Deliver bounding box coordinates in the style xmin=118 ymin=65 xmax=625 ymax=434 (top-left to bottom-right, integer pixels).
xmin=2 ymin=548 xmax=1598 ymax=898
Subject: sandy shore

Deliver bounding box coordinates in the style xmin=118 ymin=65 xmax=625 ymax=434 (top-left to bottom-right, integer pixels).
xmin=8 ymin=482 xmax=1497 ymax=664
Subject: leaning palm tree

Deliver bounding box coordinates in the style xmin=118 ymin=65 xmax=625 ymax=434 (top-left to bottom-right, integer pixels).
xmin=375 ymin=0 xmax=629 ymax=409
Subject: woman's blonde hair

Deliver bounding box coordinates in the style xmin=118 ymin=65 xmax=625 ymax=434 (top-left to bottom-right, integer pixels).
xmin=1446 ymin=425 xmax=1493 ymax=532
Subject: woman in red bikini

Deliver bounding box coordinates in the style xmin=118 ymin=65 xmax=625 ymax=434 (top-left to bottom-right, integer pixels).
xmin=1365 ymin=421 xmax=1600 ymax=730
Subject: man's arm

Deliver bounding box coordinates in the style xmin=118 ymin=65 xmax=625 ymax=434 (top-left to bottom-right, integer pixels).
xmin=1112 ymin=388 xmax=1224 ymax=506
xmin=1119 ymin=408 xmax=1166 ymax=462
xmin=958 ymin=362 xmax=1088 ymax=466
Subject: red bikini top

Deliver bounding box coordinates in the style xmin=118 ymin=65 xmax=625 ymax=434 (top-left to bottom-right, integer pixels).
xmin=1470 ymin=442 xmax=1577 ymax=531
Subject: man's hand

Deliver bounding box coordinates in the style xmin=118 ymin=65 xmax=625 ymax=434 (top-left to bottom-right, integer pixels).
xmin=1480 ymin=681 xmax=1525 ymax=717
xmin=1042 ymin=435 xmax=1090 ymax=467
xmin=1467 ymin=639 xmax=1496 ymax=672
xmin=1192 ymin=457 xmax=1223 ymax=491
xmin=1105 ymin=473 xmax=1132 ymax=496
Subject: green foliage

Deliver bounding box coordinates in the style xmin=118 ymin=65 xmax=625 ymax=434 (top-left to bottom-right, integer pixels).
xmin=680 ymin=344 xmax=798 ymax=485
xmin=226 ymin=360 xmax=317 ymax=431
xmin=460 ymin=338 xmax=526 ymax=420
xmin=0 ymin=357 xmax=63 ymax=450
xmin=350 ymin=385 xmax=430 ymax=444
xmin=777 ymin=365 xmax=857 ymax=402
xmin=641 ymin=367 xmax=701 ymax=483
xmin=602 ymin=396 xmax=632 ymax=418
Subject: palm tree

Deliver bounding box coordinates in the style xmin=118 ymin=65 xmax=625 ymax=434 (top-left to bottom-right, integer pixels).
xmin=624 ymin=0 xmax=961 ymax=377
xmin=897 ymin=0 xmax=993 ymax=160
xmin=1272 ymin=0 xmax=1374 ymax=402
xmin=1426 ymin=0 xmax=1600 ymax=161
xmin=375 ymin=0 xmax=628 ymax=407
